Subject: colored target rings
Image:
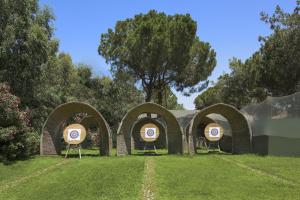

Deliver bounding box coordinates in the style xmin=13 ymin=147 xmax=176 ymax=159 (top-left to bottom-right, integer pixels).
xmin=146 ymin=129 xmax=155 ymax=137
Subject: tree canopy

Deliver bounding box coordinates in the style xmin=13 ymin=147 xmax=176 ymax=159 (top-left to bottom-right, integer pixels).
xmin=194 ymin=2 xmax=300 ymax=109
xmin=99 ymin=10 xmax=216 ymax=104
xmin=0 ymin=0 xmax=147 ymax=160
xmin=0 ymin=0 xmax=58 ymax=106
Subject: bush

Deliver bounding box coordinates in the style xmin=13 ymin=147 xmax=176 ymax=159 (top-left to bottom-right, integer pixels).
xmin=0 ymin=83 xmax=39 ymax=161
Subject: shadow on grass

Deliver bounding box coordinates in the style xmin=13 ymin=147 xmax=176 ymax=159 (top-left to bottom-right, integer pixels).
xmin=195 ymin=149 xmax=232 ymax=156
xmin=0 ymin=155 xmax=36 ymax=166
xmin=60 ymin=154 xmax=100 ymax=158
xmin=60 ymin=148 xmax=100 ymax=158
xmin=132 ymin=149 xmax=168 ymax=156
xmin=132 ymin=152 xmax=165 ymax=156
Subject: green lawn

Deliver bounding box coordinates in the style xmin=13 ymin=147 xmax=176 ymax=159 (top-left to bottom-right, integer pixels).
xmin=0 ymin=156 xmax=145 ymax=200
xmin=1 ymin=152 xmax=300 ymax=200
xmin=155 ymin=154 xmax=300 ymax=200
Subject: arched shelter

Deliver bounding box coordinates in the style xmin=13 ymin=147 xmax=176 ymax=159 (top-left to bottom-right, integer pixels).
xmin=41 ymin=102 xmax=112 ymax=156
xmin=131 ymin=117 xmax=167 ymax=150
xmin=79 ymin=115 xmax=106 ymax=150
xmin=188 ymin=103 xmax=252 ymax=155
xmin=192 ymin=114 xmax=233 ymax=153
xmin=117 ymin=102 xmax=183 ymax=155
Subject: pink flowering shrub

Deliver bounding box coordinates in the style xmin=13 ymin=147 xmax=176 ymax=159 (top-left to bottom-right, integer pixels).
xmin=0 ymin=83 xmax=39 ymax=161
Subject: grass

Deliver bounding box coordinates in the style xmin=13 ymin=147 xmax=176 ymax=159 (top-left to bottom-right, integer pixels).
xmin=1 ymin=150 xmax=300 ymax=200
xmin=154 ymin=154 xmax=300 ymax=200
xmin=229 ymin=154 xmax=300 ymax=185
xmin=0 ymin=156 xmax=145 ymax=200
xmin=0 ymin=156 xmax=63 ymax=184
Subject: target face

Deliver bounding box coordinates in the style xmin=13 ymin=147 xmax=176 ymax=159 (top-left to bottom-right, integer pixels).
xmin=68 ymin=129 xmax=81 ymax=141
xmin=145 ymin=128 xmax=156 ymax=139
xmin=63 ymin=124 xmax=86 ymax=144
xmin=140 ymin=123 xmax=160 ymax=142
xmin=209 ymin=127 xmax=220 ymax=138
xmin=204 ymin=123 xmax=223 ymax=142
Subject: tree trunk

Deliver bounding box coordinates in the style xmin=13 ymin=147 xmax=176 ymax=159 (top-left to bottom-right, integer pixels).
xmin=157 ymin=89 xmax=163 ymax=105
xmin=145 ymin=88 xmax=152 ymax=102
xmin=145 ymin=88 xmax=152 ymax=117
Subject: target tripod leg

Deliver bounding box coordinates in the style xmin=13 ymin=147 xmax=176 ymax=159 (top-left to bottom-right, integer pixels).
xmin=208 ymin=141 xmax=213 ymax=152
xmin=65 ymin=144 xmax=70 ymax=159
xmin=153 ymin=143 xmax=157 ymax=154
xmin=78 ymin=145 xmax=82 ymax=159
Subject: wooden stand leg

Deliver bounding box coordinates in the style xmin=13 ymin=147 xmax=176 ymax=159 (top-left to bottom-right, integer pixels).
xmin=78 ymin=144 xmax=82 ymax=159
xmin=153 ymin=143 xmax=157 ymax=154
xmin=65 ymin=144 xmax=82 ymax=159
xmin=65 ymin=144 xmax=70 ymax=159
xmin=143 ymin=142 xmax=157 ymax=154
xmin=207 ymin=141 xmax=220 ymax=152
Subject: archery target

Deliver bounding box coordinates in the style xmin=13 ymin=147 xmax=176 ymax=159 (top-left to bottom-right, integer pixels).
xmin=67 ymin=129 xmax=81 ymax=141
xmin=63 ymin=124 xmax=86 ymax=144
xmin=140 ymin=123 xmax=160 ymax=142
xmin=145 ymin=128 xmax=157 ymax=139
xmin=209 ymin=127 xmax=220 ymax=138
xmin=204 ymin=123 xmax=224 ymax=142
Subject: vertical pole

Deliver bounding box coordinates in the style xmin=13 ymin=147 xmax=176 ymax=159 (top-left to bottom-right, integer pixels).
xmin=79 ymin=144 xmax=82 ymax=159
xmin=65 ymin=144 xmax=70 ymax=159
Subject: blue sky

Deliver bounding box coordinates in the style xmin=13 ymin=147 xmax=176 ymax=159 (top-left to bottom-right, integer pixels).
xmin=39 ymin=0 xmax=296 ymax=109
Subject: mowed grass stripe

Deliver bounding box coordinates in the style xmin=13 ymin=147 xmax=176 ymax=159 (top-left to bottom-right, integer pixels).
xmin=154 ymin=155 xmax=300 ymax=200
xmin=0 ymin=156 xmax=64 ymax=184
xmin=229 ymin=155 xmax=300 ymax=185
xmin=217 ymin=156 xmax=297 ymax=186
xmin=141 ymin=158 xmax=155 ymax=200
xmin=0 ymin=159 xmax=70 ymax=192
xmin=0 ymin=157 xmax=145 ymax=200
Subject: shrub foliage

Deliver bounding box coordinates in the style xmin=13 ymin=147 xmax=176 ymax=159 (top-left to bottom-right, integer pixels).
xmin=0 ymin=83 xmax=39 ymax=161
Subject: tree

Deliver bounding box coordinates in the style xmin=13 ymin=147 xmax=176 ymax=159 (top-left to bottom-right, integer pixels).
xmin=259 ymin=2 xmax=300 ymax=96
xmin=153 ymin=86 xmax=184 ymax=110
xmin=194 ymin=2 xmax=299 ymax=109
xmin=0 ymin=83 xmax=39 ymax=161
xmin=99 ymin=10 xmax=216 ymax=105
xmin=194 ymin=54 xmax=268 ymax=109
xmin=0 ymin=0 xmax=58 ymax=107
xmin=194 ymin=86 xmax=221 ymax=110
xmin=88 ymin=72 xmax=144 ymax=134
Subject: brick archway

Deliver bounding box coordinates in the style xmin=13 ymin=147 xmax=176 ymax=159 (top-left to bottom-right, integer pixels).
xmin=40 ymin=102 xmax=112 ymax=156
xmin=189 ymin=103 xmax=252 ymax=154
xmin=117 ymin=102 xmax=183 ymax=155
xmin=131 ymin=117 xmax=167 ymax=150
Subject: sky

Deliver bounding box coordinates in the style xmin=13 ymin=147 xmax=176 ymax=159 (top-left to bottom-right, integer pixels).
xmin=39 ymin=0 xmax=296 ymax=110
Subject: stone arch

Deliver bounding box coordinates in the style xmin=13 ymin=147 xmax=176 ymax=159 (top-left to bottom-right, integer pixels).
xmin=192 ymin=114 xmax=233 ymax=153
xmin=188 ymin=103 xmax=252 ymax=154
xmin=131 ymin=117 xmax=167 ymax=150
xmin=117 ymin=102 xmax=183 ymax=155
xmin=40 ymin=102 xmax=112 ymax=156
xmin=79 ymin=116 xmax=104 ymax=150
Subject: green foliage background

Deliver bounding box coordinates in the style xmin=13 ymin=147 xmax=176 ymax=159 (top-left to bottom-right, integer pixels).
xmin=195 ymin=2 xmax=300 ymax=109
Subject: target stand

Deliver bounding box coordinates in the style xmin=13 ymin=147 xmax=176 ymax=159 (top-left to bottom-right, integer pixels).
xmin=140 ymin=123 xmax=160 ymax=155
xmin=143 ymin=142 xmax=157 ymax=154
xmin=65 ymin=144 xmax=83 ymax=159
xmin=207 ymin=141 xmax=221 ymax=152
xmin=63 ymin=123 xmax=86 ymax=159
xmin=204 ymin=123 xmax=224 ymax=153
xmin=198 ymin=136 xmax=208 ymax=150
